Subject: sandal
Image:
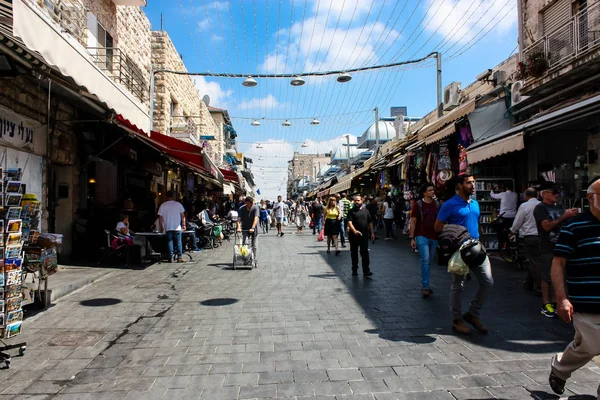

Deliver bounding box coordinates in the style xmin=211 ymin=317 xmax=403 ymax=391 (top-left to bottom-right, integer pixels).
xmin=549 ymin=371 xmax=566 ymax=395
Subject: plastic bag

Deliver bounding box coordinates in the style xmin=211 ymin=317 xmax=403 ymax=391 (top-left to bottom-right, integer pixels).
xmin=447 ymin=249 xmax=469 ymax=275
xmin=318 ymin=228 xmax=325 ymax=241
xmin=283 ymin=216 xmax=288 ymax=226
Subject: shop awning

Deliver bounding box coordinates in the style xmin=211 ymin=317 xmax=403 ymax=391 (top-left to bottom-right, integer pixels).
xmin=116 ymin=115 xmax=222 ymax=185
xmin=417 ymin=99 xmax=476 ymax=141
xmin=424 ymin=123 xmax=456 ymax=145
xmin=330 ymin=179 xmax=352 ymax=194
xmin=220 ymin=168 xmax=239 ymax=183
xmin=13 ymin=0 xmax=150 ymax=132
xmin=386 ymin=154 xmax=405 ymax=168
xmin=223 ymin=183 xmax=235 ymax=195
xmin=467 ymin=132 xmax=525 ymax=164
xmin=406 ymin=139 xmax=425 ymax=152
xmin=317 ymin=189 xmax=330 ymax=198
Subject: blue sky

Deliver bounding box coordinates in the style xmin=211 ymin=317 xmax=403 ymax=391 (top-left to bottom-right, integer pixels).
xmin=144 ymin=0 xmax=518 ymax=199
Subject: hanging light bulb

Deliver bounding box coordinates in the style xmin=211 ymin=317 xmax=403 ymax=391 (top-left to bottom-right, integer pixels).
xmin=251 ymin=119 xmax=261 ymax=126
xmin=256 ymin=143 xmax=263 ymax=149
xmin=310 ymin=118 xmax=320 ymax=125
xmin=290 ymin=76 xmax=305 ymax=86
xmin=337 ymin=72 xmax=352 ymax=83
xmin=242 ymin=76 xmax=257 ymax=87
xmin=282 ymin=120 xmax=292 ymax=126
xmin=301 ymin=141 xmax=309 ymax=148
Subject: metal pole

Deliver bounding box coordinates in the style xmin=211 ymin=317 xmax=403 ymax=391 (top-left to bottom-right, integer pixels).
xmin=374 ymin=107 xmax=380 ymax=152
xmin=346 ymin=135 xmax=350 ymax=171
xmin=46 ymin=79 xmax=56 ymax=233
xmin=436 ymin=52 xmax=443 ymax=118
xmin=150 ymin=71 xmax=156 ymax=130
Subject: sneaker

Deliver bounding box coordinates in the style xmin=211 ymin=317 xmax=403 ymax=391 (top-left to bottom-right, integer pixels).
xmin=335 ymin=250 xmax=341 ymax=256
xmin=422 ymin=289 xmax=430 ymax=298
xmin=280 ymin=233 xmax=285 ymax=237
xmin=541 ymin=303 xmax=557 ymax=318
xmin=192 ymin=249 xmax=203 ymax=253
xmin=363 ymin=271 xmax=373 ymax=278
xmin=384 ymin=238 xmax=391 ymax=241
xmin=452 ymin=319 xmax=471 ymax=335
xmin=548 ymin=371 xmax=566 ymax=395
xmin=341 ymin=244 xmax=347 ymax=248
xmin=463 ymin=312 xmax=488 ymax=334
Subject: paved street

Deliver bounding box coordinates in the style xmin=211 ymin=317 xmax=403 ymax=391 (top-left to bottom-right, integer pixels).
xmin=1 ymin=227 xmax=599 ymax=400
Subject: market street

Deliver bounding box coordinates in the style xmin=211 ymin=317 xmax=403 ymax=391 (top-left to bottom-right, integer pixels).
xmin=1 ymin=228 xmax=598 ymax=400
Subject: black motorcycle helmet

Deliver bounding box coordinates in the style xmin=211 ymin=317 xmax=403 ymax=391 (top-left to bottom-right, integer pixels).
xmin=460 ymin=239 xmax=487 ymax=268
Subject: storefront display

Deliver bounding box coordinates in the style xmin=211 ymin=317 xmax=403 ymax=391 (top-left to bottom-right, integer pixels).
xmin=473 ymin=178 xmax=514 ymax=251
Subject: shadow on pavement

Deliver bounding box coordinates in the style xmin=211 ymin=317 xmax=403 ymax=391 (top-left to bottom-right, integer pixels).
xmin=79 ymin=298 xmax=122 ymax=307
xmin=307 ymin=237 xmax=575 ymax=355
xmin=200 ymin=298 xmax=239 ymax=306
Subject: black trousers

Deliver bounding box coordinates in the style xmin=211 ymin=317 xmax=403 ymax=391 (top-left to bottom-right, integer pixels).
xmin=350 ymin=236 xmax=370 ymax=273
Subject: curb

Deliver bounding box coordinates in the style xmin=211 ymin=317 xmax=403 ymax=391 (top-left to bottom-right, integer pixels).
xmin=50 ymin=268 xmax=117 ymax=303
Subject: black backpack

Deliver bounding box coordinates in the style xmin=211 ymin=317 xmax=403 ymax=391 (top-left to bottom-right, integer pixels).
xmin=437 ymin=224 xmax=471 ymax=266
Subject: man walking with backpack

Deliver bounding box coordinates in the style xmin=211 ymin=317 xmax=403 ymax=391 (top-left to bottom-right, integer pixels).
xmin=410 ymin=183 xmax=440 ymax=298
xmin=435 ymin=173 xmax=494 ymax=335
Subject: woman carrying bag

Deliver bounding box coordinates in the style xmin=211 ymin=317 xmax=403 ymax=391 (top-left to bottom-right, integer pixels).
xmin=324 ymin=196 xmax=343 ymax=255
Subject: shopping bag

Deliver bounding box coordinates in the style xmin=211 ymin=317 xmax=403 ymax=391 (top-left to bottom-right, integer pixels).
xmin=283 ymin=216 xmax=288 ymax=226
xmin=447 ymin=249 xmax=469 ymax=275
xmin=309 ymin=220 xmax=314 ymax=228
xmin=318 ymin=228 xmax=325 ymax=241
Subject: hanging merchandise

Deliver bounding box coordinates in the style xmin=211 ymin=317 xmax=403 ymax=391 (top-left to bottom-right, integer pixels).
xmin=437 ymin=141 xmax=452 ymax=170
xmin=458 ymin=123 xmax=474 ymax=174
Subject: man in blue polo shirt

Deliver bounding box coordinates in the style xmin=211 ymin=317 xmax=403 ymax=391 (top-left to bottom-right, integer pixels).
xmin=435 ymin=173 xmax=493 ymax=335
xmin=548 ymin=177 xmax=600 ymax=397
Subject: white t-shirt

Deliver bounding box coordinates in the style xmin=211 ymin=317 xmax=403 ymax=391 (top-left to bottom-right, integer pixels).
xmin=116 ymin=221 xmax=130 ymax=236
xmin=383 ymin=202 xmax=395 ymax=219
xmin=158 ymin=200 xmax=185 ymax=231
xmin=274 ymin=202 xmax=286 ymax=218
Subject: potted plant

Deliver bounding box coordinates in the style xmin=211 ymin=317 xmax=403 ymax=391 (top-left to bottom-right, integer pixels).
xmin=527 ymin=52 xmax=549 ymax=77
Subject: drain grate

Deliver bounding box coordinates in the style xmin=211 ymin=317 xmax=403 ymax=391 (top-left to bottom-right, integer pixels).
xmin=45 ymin=331 xmax=106 ymax=347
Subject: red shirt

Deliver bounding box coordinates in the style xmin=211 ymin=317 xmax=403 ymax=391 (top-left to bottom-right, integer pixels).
xmin=411 ymin=200 xmax=439 ymax=240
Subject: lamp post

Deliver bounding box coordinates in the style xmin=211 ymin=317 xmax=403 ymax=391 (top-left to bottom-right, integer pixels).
xmin=436 ymin=52 xmax=443 ymax=118
xmin=374 ymin=107 xmax=380 ymax=153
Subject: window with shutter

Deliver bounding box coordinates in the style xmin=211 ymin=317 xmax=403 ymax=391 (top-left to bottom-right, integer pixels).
xmin=542 ymin=0 xmax=572 ymax=35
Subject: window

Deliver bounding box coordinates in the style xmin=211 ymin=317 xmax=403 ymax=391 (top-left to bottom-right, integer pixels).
xmin=170 ymin=98 xmax=178 ymax=117
xmin=87 ymin=12 xmax=113 ymax=70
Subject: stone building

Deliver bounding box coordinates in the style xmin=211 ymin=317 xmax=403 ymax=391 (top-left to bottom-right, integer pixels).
xmin=151 ymin=31 xmax=222 ymax=164
xmin=287 ymin=152 xmax=332 ymax=197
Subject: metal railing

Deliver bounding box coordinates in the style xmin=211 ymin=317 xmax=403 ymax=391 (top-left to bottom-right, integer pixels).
xmin=524 ymin=2 xmax=600 ymax=75
xmin=39 ymin=0 xmax=87 ymax=45
xmin=87 ymin=47 xmax=148 ymax=103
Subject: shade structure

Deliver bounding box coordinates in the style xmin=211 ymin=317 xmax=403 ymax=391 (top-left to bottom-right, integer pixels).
xmin=467 ymin=132 xmax=525 ymax=164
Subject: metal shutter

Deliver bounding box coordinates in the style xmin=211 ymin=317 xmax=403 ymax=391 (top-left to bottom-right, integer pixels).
xmin=542 ymin=0 xmax=572 ymax=35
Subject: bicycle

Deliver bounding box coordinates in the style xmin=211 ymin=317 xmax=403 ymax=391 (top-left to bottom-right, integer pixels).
xmin=491 ymin=213 xmax=526 ymax=269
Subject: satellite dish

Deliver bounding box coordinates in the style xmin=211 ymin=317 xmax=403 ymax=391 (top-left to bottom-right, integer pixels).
xmin=202 ymin=95 xmax=211 ymax=107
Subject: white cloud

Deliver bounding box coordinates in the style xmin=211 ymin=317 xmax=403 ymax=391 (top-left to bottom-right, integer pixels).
xmin=238 ymin=95 xmax=282 ymax=111
xmin=260 ymin=1 xmax=401 ymax=74
xmin=192 ymin=76 xmax=233 ymax=109
xmin=423 ymin=0 xmax=517 ymax=46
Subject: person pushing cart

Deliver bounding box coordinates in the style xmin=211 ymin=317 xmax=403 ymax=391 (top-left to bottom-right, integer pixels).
xmin=237 ymin=196 xmax=260 ymax=268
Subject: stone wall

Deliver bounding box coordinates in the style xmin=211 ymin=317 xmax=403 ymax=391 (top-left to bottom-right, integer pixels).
xmin=151 ymin=31 xmax=220 ymax=163
xmin=115 ymin=5 xmax=152 ymax=106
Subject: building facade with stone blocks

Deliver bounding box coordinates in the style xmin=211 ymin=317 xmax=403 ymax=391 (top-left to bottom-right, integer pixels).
xmin=32 ymin=0 xmax=153 ymax=107
xmin=151 ymin=31 xmax=221 ymax=163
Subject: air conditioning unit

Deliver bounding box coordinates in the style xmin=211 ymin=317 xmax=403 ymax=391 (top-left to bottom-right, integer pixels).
xmin=510 ymin=81 xmax=530 ymax=107
xmin=493 ymin=70 xmax=506 ymax=86
xmin=443 ymin=82 xmax=461 ymax=111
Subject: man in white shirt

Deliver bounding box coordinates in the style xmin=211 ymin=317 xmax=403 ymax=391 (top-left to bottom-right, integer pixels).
xmin=490 ymin=183 xmax=518 ymax=222
xmin=273 ymin=195 xmax=287 ymax=237
xmin=158 ymin=191 xmax=186 ymax=263
xmin=511 ymin=187 xmax=542 ymax=292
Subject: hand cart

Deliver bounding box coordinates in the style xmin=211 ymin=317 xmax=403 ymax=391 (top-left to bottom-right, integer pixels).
xmin=232 ymin=230 xmax=257 ymax=270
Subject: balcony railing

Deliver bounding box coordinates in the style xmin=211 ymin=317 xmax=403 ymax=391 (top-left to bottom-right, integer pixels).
xmin=87 ymin=47 xmax=148 ymax=103
xmin=39 ymin=0 xmax=87 ymax=46
xmin=524 ymin=2 xmax=600 ymax=74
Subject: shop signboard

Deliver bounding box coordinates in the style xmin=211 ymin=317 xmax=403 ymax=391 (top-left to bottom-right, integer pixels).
xmin=0 ymin=106 xmax=46 ymax=156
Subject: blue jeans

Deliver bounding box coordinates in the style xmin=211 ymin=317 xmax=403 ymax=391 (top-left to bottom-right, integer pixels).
xmin=451 ymin=256 xmax=494 ymax=319
xmin=415 ymin=236 xmax=438 ymax=289
xmin=312 ymin=217 xmax=322 ymax=234
xmin=166 ymin=230 xmax=183 ymax=260
xmin=339 ymin=219 xmax=346 ymax=245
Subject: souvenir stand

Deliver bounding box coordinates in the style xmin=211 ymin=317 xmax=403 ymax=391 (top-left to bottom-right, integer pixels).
xmin=0 ymin=168 xmax=30 ymax=367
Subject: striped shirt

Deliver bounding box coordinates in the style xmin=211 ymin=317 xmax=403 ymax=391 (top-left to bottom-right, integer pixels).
xmin=554 ymin=211 xmax=600 ymax=314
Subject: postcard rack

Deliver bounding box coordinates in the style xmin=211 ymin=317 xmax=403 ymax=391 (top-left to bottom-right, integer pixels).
xmin=0 ymin=168 xmax=33 ymax=367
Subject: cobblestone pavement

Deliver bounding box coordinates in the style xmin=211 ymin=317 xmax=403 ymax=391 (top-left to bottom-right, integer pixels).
xmin=1 ymin=227 xmax=599 ymax=400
